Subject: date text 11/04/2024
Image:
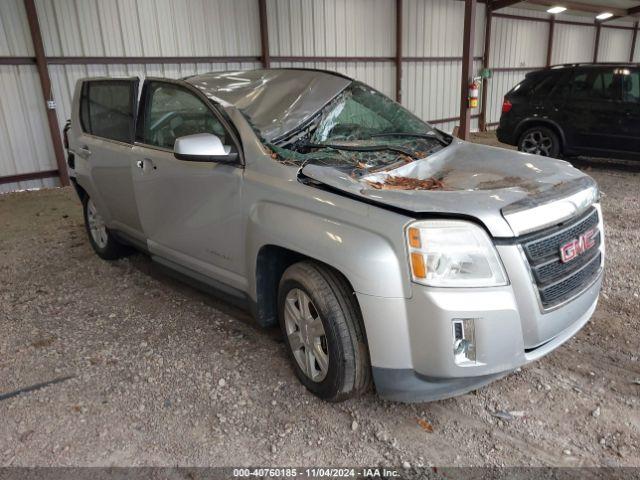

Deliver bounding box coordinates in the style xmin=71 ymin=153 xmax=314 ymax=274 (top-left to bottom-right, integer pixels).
xmin=232 ymin=468 xmax=401 ymax=477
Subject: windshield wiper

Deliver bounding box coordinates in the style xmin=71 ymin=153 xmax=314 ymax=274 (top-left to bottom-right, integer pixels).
xmin=302 ymin=142 xmax=418 ymax=158
xmin=371 ymin=131 xmax=450 ymax=146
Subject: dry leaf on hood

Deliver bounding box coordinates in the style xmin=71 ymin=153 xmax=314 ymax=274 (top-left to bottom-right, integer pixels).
xmin=367 ymin=176 xmax=444 ymax=191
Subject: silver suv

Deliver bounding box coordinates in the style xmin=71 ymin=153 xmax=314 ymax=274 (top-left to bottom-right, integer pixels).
xmin=65 ymin=69 xmax=604 ymax=402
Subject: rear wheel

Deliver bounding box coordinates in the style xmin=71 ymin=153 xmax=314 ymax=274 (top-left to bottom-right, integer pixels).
xmin=518 ymin=126 xmax=561 ymax=158
xmin=82 ymin=196 xmax=130 ymax=260
xmin=278 ymin=261 xmax=371 ymax=401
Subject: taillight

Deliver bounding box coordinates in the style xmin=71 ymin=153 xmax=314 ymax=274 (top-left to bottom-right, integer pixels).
xmin=502 ymin=99 xmax=513 ymax=113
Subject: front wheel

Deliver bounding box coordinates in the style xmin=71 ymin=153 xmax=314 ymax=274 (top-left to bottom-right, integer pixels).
xmin=278 ymin=261 xmax=371 ymax=402
xmin=518 ymin=126 xmax=561 ymax=158
xmin=82 ymin=196 xmax=130 ymax=260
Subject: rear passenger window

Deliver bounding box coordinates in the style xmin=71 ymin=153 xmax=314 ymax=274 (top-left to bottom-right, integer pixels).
xmin=570 ymin=70 xmax=619 ymax=101
xmin=80 ymin=81 xmax=136 ymax=143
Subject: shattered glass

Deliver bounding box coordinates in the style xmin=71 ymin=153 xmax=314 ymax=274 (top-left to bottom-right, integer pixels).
xmin=269 ymin=82 xmax=449 ymax=185
xmin=188 ymin=69 xmax=598 ymax=237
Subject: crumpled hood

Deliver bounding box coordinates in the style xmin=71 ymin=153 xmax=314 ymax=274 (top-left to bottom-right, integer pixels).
xmin=300 ymin=140 xmax=598 ymax=237
xmin=187 ymin=69 xmax=351 ymax=142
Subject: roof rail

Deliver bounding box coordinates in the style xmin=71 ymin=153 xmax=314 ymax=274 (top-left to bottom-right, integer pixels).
xmin=548 ymin=62 xmax=640 ymax=68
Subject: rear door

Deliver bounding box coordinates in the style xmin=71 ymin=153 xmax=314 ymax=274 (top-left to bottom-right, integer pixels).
xmin=560 ymin=67 xmax=622 ymax=154
xmin=76 ymin=78 xmax=144 ymax=240
xmin=131 ymin=79 xmax=247 ymax=292
xmin=618 ymin=67 xmax=640 ymax=156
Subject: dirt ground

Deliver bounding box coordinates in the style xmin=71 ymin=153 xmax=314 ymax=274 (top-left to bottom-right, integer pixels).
xmin=0 ymin=133 xmax=638 ymax=469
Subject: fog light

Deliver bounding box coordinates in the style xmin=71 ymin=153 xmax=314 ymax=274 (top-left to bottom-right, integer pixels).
xmin=452 ymin=319 xmax=476 ymax=364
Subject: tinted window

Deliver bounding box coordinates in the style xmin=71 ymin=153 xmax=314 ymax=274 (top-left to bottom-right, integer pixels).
xmin=570 ymin=70 xmax=619 ymax=101
xmin=621 ymin=69 xmax=640 ymax=103
xmin=533 ymin=75 xmax=559 ymax=97
xmin=80 ymin=81 xmax=135 ymax=142
xmin=141 ymin=83 xmax=227 ymax=149
xmin=508 ymin=76 xmax=539 ymax=97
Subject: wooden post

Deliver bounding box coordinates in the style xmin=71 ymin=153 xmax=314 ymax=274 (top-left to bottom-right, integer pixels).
xmin=24 ymin=0 xmax=69 ymax=186
xmin=479 ymin=4 xmax=492 ymax=131
xmin=258 ymin=0 xmax=270 ymax=68
xmin=458 ymin=0 xmax=477 ymax=140
xmin=395 ymin=0 xmax=403 ymax=103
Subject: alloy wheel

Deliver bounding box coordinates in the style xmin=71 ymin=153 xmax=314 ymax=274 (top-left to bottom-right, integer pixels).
xmin=87 ymin=199 xmax=108 ymax=249
xmin=283 ymin=288 xmax=329 ymax=382
xmin=521 ymin=130 xmax=553 ymax=156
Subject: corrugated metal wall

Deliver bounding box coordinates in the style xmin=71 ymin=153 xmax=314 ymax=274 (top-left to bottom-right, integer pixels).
xmin=36 ymin=0 xmax=262 ymax=57
xmin=266 ymin=0 xmax=396 ymax=99
xmin=267 ymin=0 xmax=395 ymax=57
xmin=598 ymin=27 xmax=634 ymax=63
xmin=0 ymin=0 xmax=58 ymax=193
xmin=401 ymin=0 xmax=485 ymax=133
xmin=552 ymin=23 xmax=596 ymax=64
xmin=483 ymin=7 xmax=549 ymax=127
xmin=1 ymin=0 xmax=638 ymax=193
xmin=490 ymin=9 xmax=548 ymax=68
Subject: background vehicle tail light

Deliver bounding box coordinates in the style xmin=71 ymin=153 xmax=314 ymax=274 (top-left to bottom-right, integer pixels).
xmin=502 ymin=99 xmax=513 ymax=113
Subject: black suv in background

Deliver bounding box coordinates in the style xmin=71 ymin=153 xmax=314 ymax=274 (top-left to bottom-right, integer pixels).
xmin=497 ymin=64 xmax=640 ymax=160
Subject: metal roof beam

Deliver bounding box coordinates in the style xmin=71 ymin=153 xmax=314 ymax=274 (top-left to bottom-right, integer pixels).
xmin=490 ymin=0 xmax=522 ymax=11
xmin=525 ymin=0 xmax=628 ymax=17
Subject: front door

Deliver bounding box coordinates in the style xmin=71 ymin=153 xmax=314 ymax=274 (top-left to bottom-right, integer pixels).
xmin=76 ymin=78 xmax=144 ymax=240
xmin=618 ymin=68 xmax=640 ymax=157
xmin=131 ymin=80 xmax=247 ymax=292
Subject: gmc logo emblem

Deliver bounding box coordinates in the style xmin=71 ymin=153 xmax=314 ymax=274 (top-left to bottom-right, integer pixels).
xmin=560 ymin=228 xmax=598 ymax=263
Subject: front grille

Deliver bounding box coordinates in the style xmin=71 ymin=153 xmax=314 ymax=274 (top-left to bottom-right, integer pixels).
xmin=520 ymin=207 xmax=602 ymax=309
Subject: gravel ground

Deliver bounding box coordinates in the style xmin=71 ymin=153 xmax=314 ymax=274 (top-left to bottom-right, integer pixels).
xmin=0 ymin=133 xmax=638 ymax=468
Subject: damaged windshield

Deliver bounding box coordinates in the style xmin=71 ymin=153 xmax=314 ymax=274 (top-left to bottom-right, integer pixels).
xmin=270 ymin=82 xmax=451 ymax=179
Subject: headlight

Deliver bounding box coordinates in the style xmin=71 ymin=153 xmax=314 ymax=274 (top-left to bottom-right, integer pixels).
xmin=406 ymin=220 xmax=508 ymax=287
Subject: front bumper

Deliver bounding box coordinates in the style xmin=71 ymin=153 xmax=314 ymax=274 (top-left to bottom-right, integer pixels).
xmin=369 ymin=283 xmax=599 ymax=402
xmin=356 ymin=259 xmax=602 ymax=403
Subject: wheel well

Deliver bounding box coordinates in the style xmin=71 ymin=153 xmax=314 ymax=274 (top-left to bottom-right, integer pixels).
xmin=516 ymin=120 xmax=564 ymax=150
xmin=254 ymin=245 xmax=361 ymax=329
xmin=70 ymin=178 xmax=88 ymax=202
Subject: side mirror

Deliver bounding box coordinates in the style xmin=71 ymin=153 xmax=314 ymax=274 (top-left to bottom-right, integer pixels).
xmin=174 ymin=133 xmax=238 ymax=162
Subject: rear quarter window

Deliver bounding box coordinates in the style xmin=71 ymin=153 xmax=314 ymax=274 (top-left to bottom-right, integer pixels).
xmin=508 ymin=72 xmax=554 ymax=98
xmin=508 ymin=77 xmax=538 ymax=98
xmin=80 ymin=81 xmax=135 ymax=143
xmin=532 ymin=74 xmax=560 ymax=97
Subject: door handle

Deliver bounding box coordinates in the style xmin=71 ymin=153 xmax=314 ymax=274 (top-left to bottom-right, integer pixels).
xmin=136 ymin=159 xmax=157 ymax=170
xmin=78 ymin=145 xmax=91 ymax=156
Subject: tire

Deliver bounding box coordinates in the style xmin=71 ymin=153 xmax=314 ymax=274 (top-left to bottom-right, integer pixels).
xmin=518 ymin=126 xmax=561 ymax=158
xmin=82 ymin=195 xmax=130 ymax=260
xmin=278 ymin=261 xmax=371 ymax=401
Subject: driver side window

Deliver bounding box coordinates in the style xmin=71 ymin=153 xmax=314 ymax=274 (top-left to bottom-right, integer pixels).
xmin=141 ymin=82 xmax=227 ymax=149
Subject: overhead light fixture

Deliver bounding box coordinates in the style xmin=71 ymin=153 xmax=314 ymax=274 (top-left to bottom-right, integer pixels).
xmin=547 ymin=6 xmax=567 ymax=14
xmin=596 ymin=12 xmax=613 ymax=20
